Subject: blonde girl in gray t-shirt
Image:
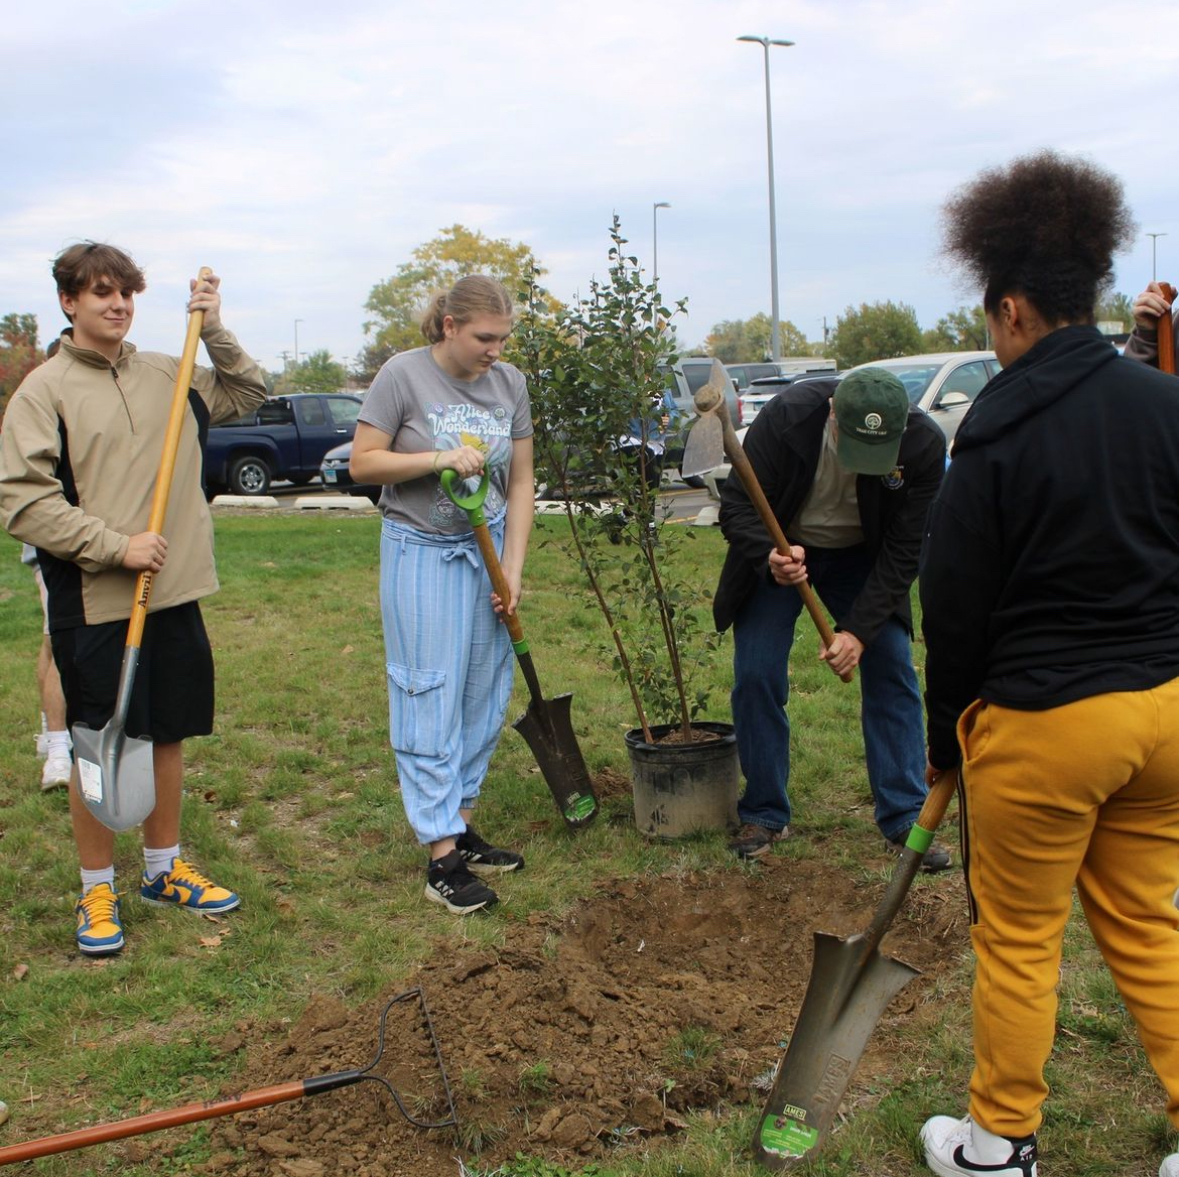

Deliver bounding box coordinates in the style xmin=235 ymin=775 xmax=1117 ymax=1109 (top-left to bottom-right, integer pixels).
xmin=352 ymin=275 xmax=534 ymax=914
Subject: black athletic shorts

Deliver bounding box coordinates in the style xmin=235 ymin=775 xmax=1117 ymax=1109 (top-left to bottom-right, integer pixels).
xmin=51 ymin=601 xmax=215 ymax=743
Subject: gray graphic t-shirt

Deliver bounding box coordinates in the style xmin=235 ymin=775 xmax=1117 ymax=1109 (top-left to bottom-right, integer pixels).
xmin=358 ymin=346 xmax=532 ymax=533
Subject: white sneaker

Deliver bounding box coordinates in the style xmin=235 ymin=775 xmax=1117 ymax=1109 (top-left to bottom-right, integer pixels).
xmin=921 ymin=1114 xmax=1038 ymax=1176
xmin=1160 ymin=1154 xmax=1179 ymax=1177
xmin=41 ymin=751 xmax=72 ymax=792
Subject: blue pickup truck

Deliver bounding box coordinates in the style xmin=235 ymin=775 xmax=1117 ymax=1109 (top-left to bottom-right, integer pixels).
xmin=204 ymin=392 xmax=363 ymax=496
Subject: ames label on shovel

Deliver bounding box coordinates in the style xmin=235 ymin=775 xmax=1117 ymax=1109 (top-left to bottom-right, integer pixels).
xmin=77 ymin=758 xmax=105 ymax=803
xmin=759 ymin=1109 xmax=819 ymax=1159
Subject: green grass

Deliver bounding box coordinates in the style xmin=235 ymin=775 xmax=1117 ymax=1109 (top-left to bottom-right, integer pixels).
xmin=0 ymin=512 xmax=1175 ymax=1176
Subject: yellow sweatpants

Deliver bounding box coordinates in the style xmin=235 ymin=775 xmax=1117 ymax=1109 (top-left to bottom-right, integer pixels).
xmin=958 ymin=682 xmax=1179 ymax=1138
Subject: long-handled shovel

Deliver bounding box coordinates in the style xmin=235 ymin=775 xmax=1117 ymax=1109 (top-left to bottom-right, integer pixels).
xmin=680 ymin=359 xmax=852 ymax=683
xmin=1156 ymin=280 xmax=1176 ymax=375
xmin=0 ymin=988 xmax=456 ymax=1166
xmin=440 ymin=469 xmax=598 ymax=829
xmin=752 ymin=770 xmax=958 ymax=1169
xmin=71 ymin=267 xmax=213 ymax=832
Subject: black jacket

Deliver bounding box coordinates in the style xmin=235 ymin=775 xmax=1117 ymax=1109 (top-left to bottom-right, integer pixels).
xmin=713 ymin=378 xmax=946 ymax=642
xmin=921 ymin=326 xmax=1179 ymax=770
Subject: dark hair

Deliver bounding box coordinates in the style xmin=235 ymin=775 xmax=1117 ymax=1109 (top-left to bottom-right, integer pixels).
xmin=941 ymin=149 xmax=1135 ymax=323
xmin=420 ymin=275 xmax=513 ymax=344
xmin=52 ymin=242 xmax=147 ymax=303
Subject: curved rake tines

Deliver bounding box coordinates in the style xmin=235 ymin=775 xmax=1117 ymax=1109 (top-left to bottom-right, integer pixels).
xmin=0 ymin=987 xmax=457 ymax=1167
xmin=356 ymin=987 xmax=458 ymax=1130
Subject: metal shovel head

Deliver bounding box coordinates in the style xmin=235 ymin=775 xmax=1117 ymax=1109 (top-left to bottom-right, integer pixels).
xmin=754 ymin=931 xmax=919 ymax=1169
xmin=72 ymin=721 xmax=157 ymax=832
xmin=680 ymin=411 xmax=724 ymax=479
xmin=513 ymin=692 xmax=599 ymax=829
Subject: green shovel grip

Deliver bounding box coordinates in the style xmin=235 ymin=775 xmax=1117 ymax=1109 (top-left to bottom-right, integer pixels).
xmin=439 ymin=466 xmax=490 ymax=526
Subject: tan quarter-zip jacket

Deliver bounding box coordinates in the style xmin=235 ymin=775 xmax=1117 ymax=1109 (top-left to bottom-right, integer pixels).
xmin=0 ymin=326 xmax=266 ymax=629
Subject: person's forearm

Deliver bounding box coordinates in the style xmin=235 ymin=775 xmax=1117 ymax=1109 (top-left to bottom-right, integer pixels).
xmin=501 ymin=471 xmax=534 ymax=580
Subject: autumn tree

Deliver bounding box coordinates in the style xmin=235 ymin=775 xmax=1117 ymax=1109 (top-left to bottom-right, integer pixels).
xmin=362 ymin=225 xmax=542 ymax=374
xmin=0 ymin=313 xmax=43 ymax=424
xmin=274 ymin=349 xmax=349 ymax=396
xmin=704 ymin=312 xmax=812 ymax=362
xmin=829 ymin=301 xmax=922 ymax=369
xmin=921 ymin=304 xmax=988 ymax=352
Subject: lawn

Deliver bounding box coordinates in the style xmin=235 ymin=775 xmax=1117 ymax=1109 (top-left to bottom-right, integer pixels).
xmin=0 ymin=510 xmax=1173 ymax=1176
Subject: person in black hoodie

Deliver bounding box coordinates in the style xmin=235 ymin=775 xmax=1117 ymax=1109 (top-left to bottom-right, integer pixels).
xmin=714 ymin=369 xmax=949 ymax=866
xmin=919 ymin=151 xmax=1179 ymax=1177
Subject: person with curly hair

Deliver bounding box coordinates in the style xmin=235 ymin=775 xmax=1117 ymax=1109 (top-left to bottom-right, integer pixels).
xmin=918 ymin=150 xmax=1179 ymax=1177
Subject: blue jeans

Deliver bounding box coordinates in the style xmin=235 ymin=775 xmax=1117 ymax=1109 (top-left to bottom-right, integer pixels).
xmin=731 ymin=544 xmax=927 ymax=840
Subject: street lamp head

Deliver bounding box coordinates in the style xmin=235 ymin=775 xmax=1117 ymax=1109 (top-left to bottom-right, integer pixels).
xmin=654 ymin=201 xmax=671 ymax=210
xmin=737 ymin=34 xmax=795 ymax=47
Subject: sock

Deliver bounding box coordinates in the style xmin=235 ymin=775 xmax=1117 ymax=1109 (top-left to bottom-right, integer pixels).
xmin=46 ymin=731 xmax=71 ymax=756
xmin=80 ymin=866 xmax=115 ymax=894
xmin=144 ymin=845 xmax=179 ymax=880
xmin=41 ymin=712 xmax=48 ymax=736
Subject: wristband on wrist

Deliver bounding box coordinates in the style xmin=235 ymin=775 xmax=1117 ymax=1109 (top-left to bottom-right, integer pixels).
xmin=433 ymin=450 xmax=442 ymax=473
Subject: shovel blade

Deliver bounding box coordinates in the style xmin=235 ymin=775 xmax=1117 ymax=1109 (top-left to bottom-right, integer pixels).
xmin=512 ymin=693 xmax=598 ymax=830
xmin=753 ymin=931 xmax=919 ymax=1170
xmin=680 ymin=412 xmax=725 ymax=479
xmin=72 ymin=721 xmax=157 ymax=832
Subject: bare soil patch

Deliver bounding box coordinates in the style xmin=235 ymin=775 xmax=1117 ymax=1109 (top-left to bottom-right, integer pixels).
xmin=173 ymin=851 xmax=969 ymax=1177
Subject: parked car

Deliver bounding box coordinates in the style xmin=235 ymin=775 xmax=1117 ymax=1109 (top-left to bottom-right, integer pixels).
xmin=658 ymin=358 xmax=740 ymax=485
xmin=319 ymin=440 xmax=381 ymax=502
xmin=726 ymin=359 xmax=837 ymax=413
xmin=205 ymin=392 xmax=362 ymax=496
xmin=843 ymin=351 xmax=1000 ymax=444
xmin=739 ymin=369 xmax=842 ymax=428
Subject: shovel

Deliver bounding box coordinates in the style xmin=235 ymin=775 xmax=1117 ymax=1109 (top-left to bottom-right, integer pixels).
xmin=681 ymin=359 xmax=852 ymax=683
xmin=752 ymin=769 xmax=958 ymax=1169
xmin=1156 ymin=280 xmax=1176 ymax=375
xmin=440 ymin=469 xmax=598 ymax=830
xmin=72 ymin=267 xmax=212 ymax=832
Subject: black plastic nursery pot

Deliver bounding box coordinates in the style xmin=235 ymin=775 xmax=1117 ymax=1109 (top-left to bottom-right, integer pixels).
xmin=624 ymin=721 xmax=740 ymax=840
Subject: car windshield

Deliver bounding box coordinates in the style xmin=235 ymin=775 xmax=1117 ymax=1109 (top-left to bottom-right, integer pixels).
xmin=868 ymin=364 xmax=943 ymax=404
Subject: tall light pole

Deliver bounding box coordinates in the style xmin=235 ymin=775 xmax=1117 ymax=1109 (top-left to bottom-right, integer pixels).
xmin=294 ymin=319 xmax=303 ymax=366
xmin=738 ymin=34 xmax=794 ymax=362
xmin=653 ymin=201 xmax=671 ymax=329
xmin=1148 ymin=232 xmax=1168 ymax=282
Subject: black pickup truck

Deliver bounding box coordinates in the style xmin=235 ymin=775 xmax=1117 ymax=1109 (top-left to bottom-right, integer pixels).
xmin=204 ymin=392 xmax=363 ymax=496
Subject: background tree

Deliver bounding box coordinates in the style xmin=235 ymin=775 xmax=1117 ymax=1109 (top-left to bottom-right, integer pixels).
xmin=829 ymin=301 xmax=922 ymax=369
xmin=0 ymin=313 xmax=43 ymax=424
xmin=362 ymin=224 xmax=542 ymax=373
xmin=921 ymin=304 xmax=988 ymax=352
xmin=274 ymin=349 xmax=348 ymax=396
xmin=1095 ymin=291 xmax=1136 ymax=333
xmin=704 ymin=312 xmax=812 ymax=362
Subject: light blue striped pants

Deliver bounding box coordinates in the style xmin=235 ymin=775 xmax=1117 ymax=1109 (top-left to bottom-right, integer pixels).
xmin=379 ymin=517 xmax=514 ymax=845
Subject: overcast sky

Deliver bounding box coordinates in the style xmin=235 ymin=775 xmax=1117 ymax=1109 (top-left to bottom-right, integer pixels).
xmin=3 ymin=0 xmax=1176 ymax=371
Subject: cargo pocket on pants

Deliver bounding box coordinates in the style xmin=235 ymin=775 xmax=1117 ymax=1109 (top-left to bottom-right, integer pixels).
xmin=387 ymin=663 xmax=447 ymax=756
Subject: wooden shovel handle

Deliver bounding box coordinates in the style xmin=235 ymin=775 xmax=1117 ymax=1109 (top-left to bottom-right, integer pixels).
xmin=710 ymin=395 xmax=853 ymax=683
xmin=469 ymin=522 xmax=526 ymax=647
xmin=1157 ymin=281 xmax=1176 ymax=375
xmin=124 ymin=266 xmax=213 ymax=651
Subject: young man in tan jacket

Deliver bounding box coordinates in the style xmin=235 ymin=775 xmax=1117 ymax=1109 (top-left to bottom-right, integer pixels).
xmin=0 ymin=242 xmax=267 ymax=955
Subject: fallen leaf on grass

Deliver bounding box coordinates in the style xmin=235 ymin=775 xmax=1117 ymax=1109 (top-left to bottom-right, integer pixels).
xmin=199 ymin=937 xmax=223 ymax=949
xmin=12 ymin=963 xmax=29 ymax=981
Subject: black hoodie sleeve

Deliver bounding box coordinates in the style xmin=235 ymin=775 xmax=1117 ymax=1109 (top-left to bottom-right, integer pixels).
xmin=919 ymin=469 xmax=1004 ymax=769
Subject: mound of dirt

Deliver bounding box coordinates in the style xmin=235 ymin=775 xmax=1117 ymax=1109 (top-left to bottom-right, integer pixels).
xmin=180 ymin=854 xmax=967 ymax=1177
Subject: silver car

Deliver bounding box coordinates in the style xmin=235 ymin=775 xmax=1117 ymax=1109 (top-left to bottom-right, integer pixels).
xmin=844 ymin=351 xmax=1001 ymax=444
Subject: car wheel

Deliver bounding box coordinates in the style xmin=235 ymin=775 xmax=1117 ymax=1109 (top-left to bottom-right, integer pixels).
xmin=229 ymin=455 xmax=272 ymax=496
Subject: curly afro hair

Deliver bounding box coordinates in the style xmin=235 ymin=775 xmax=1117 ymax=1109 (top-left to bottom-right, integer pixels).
xmin=941 ymin=149 xmax=1135 ymax=324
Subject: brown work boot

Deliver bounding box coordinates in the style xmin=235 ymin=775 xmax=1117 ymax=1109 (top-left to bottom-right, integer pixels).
xmin=728 ymin=823 xmax=789 ymax=860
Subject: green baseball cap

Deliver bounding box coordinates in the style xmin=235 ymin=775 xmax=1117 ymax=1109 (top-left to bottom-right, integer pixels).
xmin=833 ymin=368 xmax=909 ymax=475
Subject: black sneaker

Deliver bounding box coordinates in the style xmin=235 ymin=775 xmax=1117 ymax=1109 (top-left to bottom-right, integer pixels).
xmin=728 ymin=823 xmax=789 ymax=860
xmin=426 ymin=850 xmax=498 ymax=914
xmin=456 ymin=825 xmax=525 ymax=876
xmin=885 ymin=829 xmax=953 ymax=873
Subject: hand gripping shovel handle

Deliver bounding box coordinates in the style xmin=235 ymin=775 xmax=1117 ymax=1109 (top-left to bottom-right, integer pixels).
xmin=1157 ymin=281 xmax=1176 ymax=376
xmin=695 ymin=383 xmax=852 ymax=683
